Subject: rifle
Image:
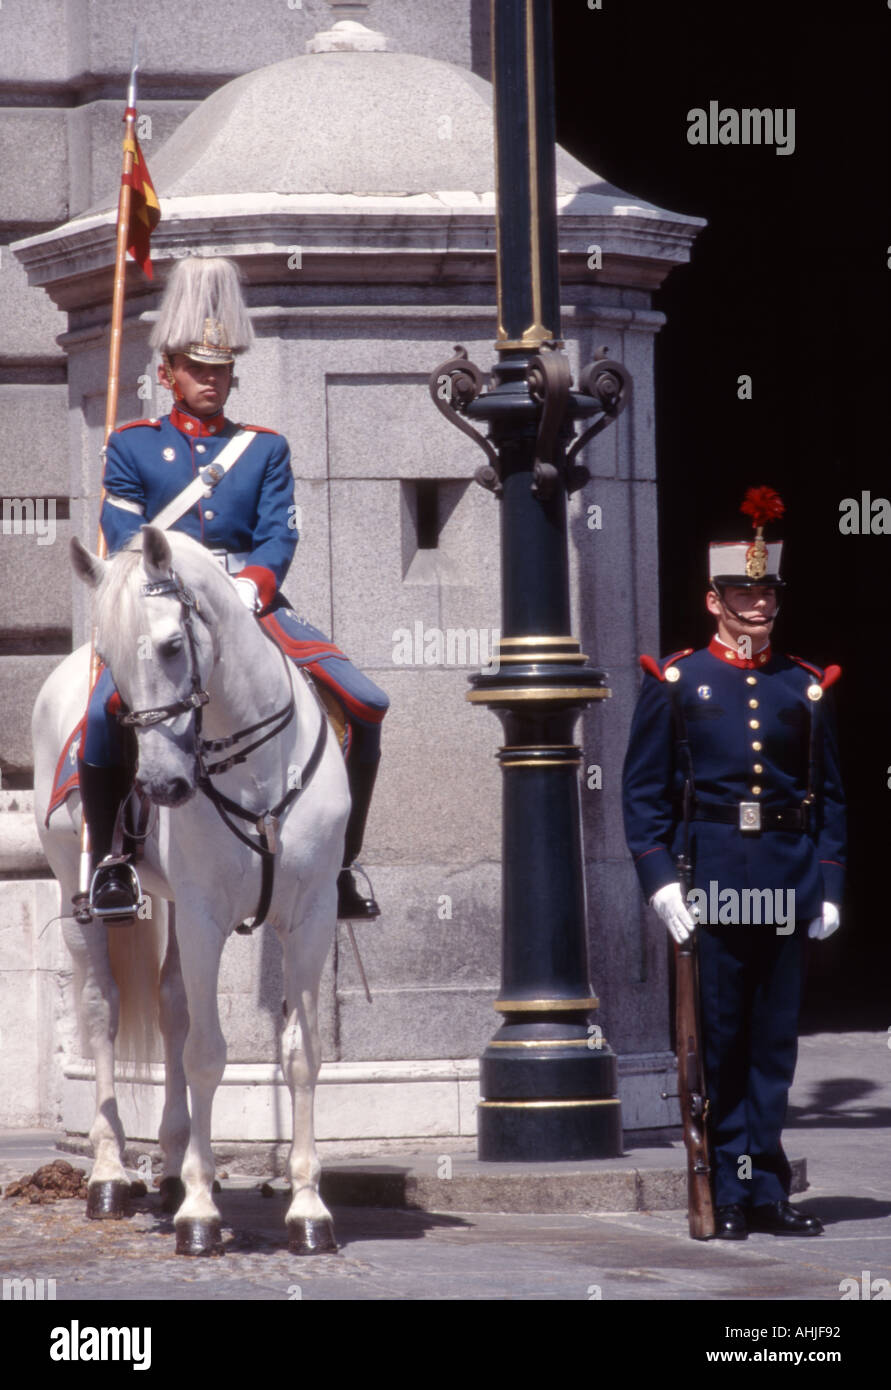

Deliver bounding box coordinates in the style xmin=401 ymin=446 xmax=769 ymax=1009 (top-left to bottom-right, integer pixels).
xmin=673 ymin=780 xmax=715 ymax=1240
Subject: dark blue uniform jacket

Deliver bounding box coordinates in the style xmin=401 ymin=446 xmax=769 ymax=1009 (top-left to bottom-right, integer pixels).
xmin=622 ymin=638 xmax=846 ymax=920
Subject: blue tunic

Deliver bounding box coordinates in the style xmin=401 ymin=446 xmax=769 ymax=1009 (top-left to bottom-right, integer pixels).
xmin=101 ymin=405 xmax=295 ymax=608
xmin=85 ymin=405 xmax=388 ymax=766
xmin=622 ymin=639 xmax=846 ymax=918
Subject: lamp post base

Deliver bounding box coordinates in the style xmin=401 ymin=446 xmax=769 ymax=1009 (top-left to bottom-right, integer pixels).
xmin=478 ymin=1020 xmax=622 ymax=1161
xmin=478 ymin=1104 xmax=622 ymax=1163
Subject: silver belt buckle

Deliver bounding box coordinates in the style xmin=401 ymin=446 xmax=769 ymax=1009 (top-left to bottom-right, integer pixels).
xmin=739 ymin=802 xmax=761 ymax=833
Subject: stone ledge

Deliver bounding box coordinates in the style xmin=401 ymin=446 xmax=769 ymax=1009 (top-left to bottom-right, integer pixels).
xmin=55 ymin=1135 xmax=807 ymax=1212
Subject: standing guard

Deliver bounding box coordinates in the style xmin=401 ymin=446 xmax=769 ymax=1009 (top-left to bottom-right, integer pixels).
xmin=622 ymin=488 xmax=846 ymax=1238
xmin=78 ymin=257 xmax=388 ymax=924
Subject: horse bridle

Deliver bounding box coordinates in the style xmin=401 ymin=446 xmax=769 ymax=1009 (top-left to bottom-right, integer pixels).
xmin=118 ymin=575 xmax=211 ymax=730
xmin=116 ymin=568 xmax=328 ymax=929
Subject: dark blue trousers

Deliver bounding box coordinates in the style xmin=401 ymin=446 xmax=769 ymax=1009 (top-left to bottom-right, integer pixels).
xmin=697 ymin=923 xmax=807 ymax=1206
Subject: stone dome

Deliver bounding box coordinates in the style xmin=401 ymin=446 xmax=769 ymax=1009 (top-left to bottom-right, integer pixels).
xmin=148 ymin=48 xmax=632 ymax=203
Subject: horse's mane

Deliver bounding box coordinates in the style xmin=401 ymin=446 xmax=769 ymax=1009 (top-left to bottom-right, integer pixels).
xmin=94 ymin=532 xmax=236 ymax=673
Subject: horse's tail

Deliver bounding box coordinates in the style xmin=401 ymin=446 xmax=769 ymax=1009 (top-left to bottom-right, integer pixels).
xmin=107 ymin=895 xmax=166 ymax=1071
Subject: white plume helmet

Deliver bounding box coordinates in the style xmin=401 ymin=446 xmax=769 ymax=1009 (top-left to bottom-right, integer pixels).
xmin=150 ymin=256 xmax=254 ymax=364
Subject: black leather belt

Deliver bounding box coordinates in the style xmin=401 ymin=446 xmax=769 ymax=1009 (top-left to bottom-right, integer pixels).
xmin=692 ymin=799 xmax=808 ymax=832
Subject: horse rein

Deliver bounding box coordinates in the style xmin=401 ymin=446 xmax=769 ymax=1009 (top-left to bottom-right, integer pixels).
xmin=116 ymin=568 xmax=328 ymax=929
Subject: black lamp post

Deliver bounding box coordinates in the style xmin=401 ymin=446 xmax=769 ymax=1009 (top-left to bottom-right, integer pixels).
xmin=429 ymin=0 xmax=631 ymax=1161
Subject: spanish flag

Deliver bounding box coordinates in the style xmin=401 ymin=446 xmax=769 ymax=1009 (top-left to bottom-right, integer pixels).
xmin=122 ymin=121 xmax=160 ymax=279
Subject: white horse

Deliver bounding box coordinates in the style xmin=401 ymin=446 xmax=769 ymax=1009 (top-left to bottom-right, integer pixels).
xmin=33 ymin=526 xmax=350 ymax=1256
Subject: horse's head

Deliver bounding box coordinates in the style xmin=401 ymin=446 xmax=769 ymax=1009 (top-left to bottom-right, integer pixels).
xmin=72 ymin=527 xmax=221 ymax=807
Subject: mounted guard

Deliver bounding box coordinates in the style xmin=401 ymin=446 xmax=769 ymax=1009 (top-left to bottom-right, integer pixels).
xmin=75 ymin=256 xmax=389 ymax=925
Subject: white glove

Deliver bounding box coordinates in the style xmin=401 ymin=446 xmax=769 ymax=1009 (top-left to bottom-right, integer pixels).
xmin=650 ymin=882 xmax=697 ymax=944
xmin=233 ymin=576 xmax=260 ymax=612
xmin=807 ymin=902 xmax=841 ymax=940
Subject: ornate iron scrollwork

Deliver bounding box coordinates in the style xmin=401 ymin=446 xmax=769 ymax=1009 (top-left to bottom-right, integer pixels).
xmin=428 ymin=347 xmax=501 ymax=494
xmin=526 ymin=343 xmax=572 ymax=501
xmin=428 ymin=342 xmax=632 ymax=500
xmin=565 ymin=347 xmax=633 ymax=487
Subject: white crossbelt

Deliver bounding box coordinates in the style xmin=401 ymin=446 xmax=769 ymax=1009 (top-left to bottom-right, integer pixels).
xmin=148 ymin=428 xmax=256 ymax=532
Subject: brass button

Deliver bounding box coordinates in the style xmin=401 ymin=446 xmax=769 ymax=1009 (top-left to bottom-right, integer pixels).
xmin=749 ymin=719 xmax=760 ymax=729
xmin=196 ymin=444 xmax=206 ymax=454
xmin=205 ymin=509 xmax=215 ymax=520
xmin=753 ymin=763 xmax=763 ymax=774
xmin=751 ymin=786 xmax=762 ymax=796
xmin=752 ymin=741 xmax=762 ymax=751
xmin=748 ymin=699 xmax=759 ymax=709
xmin=746 ymin=676 xmax=757 ymax=686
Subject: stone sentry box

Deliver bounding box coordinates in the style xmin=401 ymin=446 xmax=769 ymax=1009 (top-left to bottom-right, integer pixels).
xmin=9 ymin=19 xmax=703 ymax=1143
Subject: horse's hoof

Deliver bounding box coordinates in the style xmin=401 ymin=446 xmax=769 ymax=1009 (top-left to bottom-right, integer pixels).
xmin=175 ymin=1218 xmax=223 ymax=1256
xmin=288 ymin=1217 xmax=338 ymax=1255
xmin=86 ymin=1180 xmax=130 ymax=1220
xmin=158 ymin=1177 xmax=186 ymax=1214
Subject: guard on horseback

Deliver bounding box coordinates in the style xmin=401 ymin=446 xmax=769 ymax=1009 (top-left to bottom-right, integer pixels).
xmin=79 ymin=256 xmax=388 ymax=924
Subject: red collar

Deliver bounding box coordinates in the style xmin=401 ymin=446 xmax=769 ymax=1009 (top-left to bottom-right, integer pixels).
xmin=708 ymin=635 xmax=772 ymax=670
xmin=170 ymin=405 xmax=226 ymax=438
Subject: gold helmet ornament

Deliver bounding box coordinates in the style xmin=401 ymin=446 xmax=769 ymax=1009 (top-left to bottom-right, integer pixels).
xmin=709 ymin=486 xmax=786 ymax=589
xmin=150 ymin=256 xmax=253 ymax=366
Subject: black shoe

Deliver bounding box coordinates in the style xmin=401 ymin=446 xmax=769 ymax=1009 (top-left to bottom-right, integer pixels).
xmin=714 ymin=1203 xmax=748 ymax=1239
xmin=337 ymin=868 xmax=380 ymax=920
xmin=90 ymin=859 xmax=141 ymax=922
xmin=749 ymin=1201 xmax=823 ymax=1236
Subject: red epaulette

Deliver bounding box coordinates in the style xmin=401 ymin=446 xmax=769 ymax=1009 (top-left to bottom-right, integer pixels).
xmin=238 ymin=423 xmax=279 ymax=435
xmin=116 ymin=418 xmax=161 ymax=432
xmin=639 ymin=649 xmax=694 ymax=682
xmin=788 ymin=654 xmax=842 ymax=692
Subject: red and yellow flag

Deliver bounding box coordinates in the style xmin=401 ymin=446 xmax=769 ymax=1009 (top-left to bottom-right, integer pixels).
xmin=122 ymin=125 xmax=160 ymax=279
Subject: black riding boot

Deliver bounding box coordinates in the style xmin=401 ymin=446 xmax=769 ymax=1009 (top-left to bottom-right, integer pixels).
xmin=337 ymin=755 xmax=381 ymax=920
xmin=75 ymin=759 xmax=141 ymax=924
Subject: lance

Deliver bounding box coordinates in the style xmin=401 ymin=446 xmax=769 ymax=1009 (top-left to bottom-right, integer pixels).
xmin=75 ymin=34 xmax=147 ymax=915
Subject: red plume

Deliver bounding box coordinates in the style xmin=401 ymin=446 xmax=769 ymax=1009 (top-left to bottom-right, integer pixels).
xmin=740 ymin=486 xmax=785 ymax=529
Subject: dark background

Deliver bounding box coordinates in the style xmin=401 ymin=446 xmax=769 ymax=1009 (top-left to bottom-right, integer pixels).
xmin=552 ymin=0 xmax=890 ymax=1025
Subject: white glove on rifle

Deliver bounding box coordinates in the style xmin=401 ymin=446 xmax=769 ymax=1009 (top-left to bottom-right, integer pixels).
xmin=233 ymin=576 xmax=260 ymax=613
xmin=807 ymin=902 xmax=841 ymax=940
xmin=650 ymin=882 xmax=697 ymax=944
